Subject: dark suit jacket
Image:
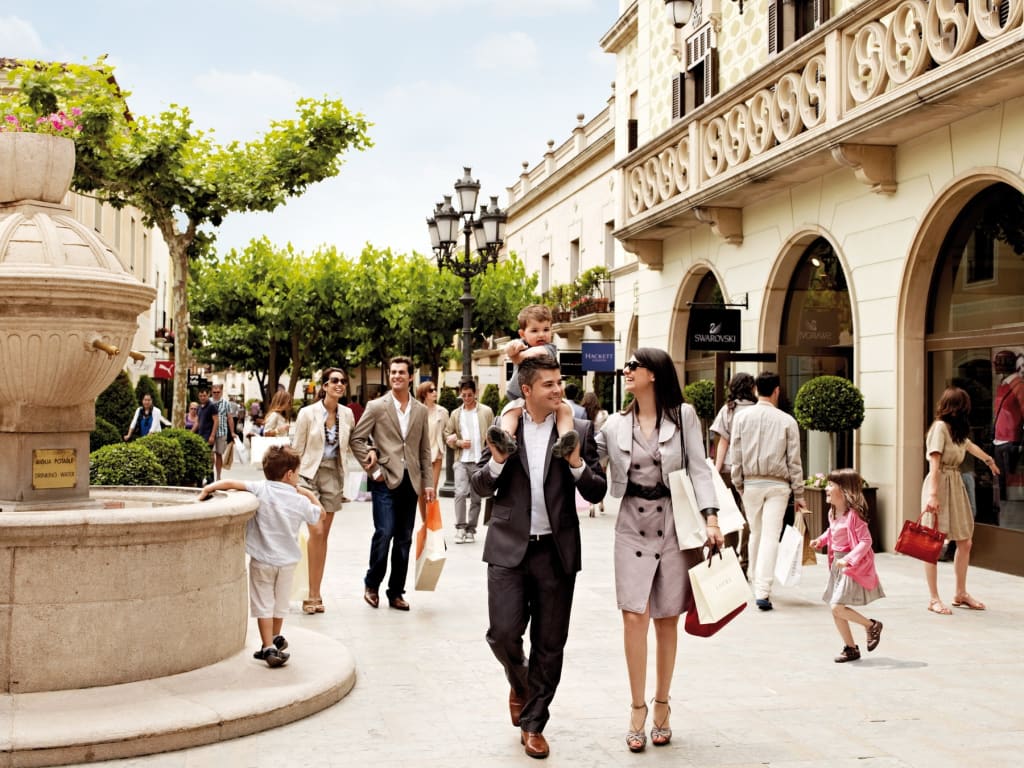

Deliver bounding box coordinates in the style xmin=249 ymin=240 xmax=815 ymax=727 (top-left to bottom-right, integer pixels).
xmin=471 ymin=417 xmax=606 ymax=574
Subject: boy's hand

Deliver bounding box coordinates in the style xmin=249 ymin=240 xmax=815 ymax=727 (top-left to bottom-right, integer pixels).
xmin=198 ymin=486 xmax=213 ymax=501
xmin=486 ymin=435 xmax=509 ymax=465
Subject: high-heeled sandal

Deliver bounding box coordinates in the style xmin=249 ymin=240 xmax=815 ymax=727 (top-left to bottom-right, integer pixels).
xmin=302 ymin=598 xmax=322 ymax=615
xmin=651 ymin=698 xmax=672 ymax=746
xmin=626 ymin=702 xmax=648 ymax=753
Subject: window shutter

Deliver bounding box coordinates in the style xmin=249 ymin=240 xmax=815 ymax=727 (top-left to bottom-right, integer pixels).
xmin=768 ymin=0 xmax=782 ymax=55
xmin=703 ymin=50 xmax=719 ymax=103
xmin=627 ymin=119 xmax=639 ymax=152
xmin=813 ymin=0 xmax=830 ymax=27
xmin=672 ymin=73 xmax=685 ymax=120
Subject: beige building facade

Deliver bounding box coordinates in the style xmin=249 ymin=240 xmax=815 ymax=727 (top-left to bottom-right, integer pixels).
xmin=504 ymin=0 xmax=1024 ymax=573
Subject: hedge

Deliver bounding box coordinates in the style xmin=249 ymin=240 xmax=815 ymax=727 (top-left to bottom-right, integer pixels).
xmin=90 ymin=443 xmax=166 ymax=486
xmin=137 ymin=433 xmax=186 ymax=486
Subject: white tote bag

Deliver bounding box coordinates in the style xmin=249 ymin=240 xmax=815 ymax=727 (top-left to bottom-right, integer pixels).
xmin=670 ymin=466 xmax=706 ymax=550
xmin=414 ymin=500 xmax=447 ymax=591
xmin=774 ymin=524 xmax=804 ymax=587
xmin=705 ymin=458 xmax=745 ymax=535
xmin=688 ymin=546 xmax=751 ymax=624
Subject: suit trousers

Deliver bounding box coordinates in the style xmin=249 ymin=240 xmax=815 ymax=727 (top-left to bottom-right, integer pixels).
xmin=742 ymin=482 xmax=791 ymax=599
xmin=365 ymin=471 xmax=419 ymax=600
xmin=453 ymin=461 xmax=482 ymax=533
xmin=486 ymin=536 xmax=576 ymax=734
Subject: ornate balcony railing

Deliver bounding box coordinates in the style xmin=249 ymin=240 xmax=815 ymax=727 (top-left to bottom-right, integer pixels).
xmin=618 ymin=0 xmax=1024 ymax=249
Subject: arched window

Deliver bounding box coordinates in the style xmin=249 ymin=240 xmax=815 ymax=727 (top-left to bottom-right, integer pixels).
xmin=684 ymin=271 xmax=724 ymax=384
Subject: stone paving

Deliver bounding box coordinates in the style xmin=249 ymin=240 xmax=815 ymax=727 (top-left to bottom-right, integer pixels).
xmin=80 ymin=460 xmax=1024 ymax=768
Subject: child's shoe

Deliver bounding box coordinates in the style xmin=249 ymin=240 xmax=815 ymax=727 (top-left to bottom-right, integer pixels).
xmin=252 ymin=634 xmax=288 ymax=659
xmin=486 ymin=425 xmax=518 ymax=455
xmin=866 ymin=620 xmax=882 ymax=652
xmin=262 ymin=647 xmax=290 ymax=668
xmin=834 ymin=644 xmax=861 ymax=663
xmin=551 ymin=430 xmax=579 ymax=458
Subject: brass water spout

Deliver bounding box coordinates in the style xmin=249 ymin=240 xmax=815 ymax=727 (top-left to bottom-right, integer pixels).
xmin=128 ymin=350 xmax=146 ymax=362
xmin=91 ymin=339 xmax=120 ymax=357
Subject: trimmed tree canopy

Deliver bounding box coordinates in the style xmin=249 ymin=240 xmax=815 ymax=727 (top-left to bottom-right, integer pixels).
xmin=794 ymin=375 xmax=865 ymax=433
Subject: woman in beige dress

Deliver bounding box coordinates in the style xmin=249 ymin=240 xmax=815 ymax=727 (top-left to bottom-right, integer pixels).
xmin=292 ymin=368 xmax=354 ymax=614
xmin=416 ymin=380 xmax=448 ymax=518
xmin=596 ymin=348 xmax=722 ymax=752
xmin=262 ymin=390 xmax=293 ymax=437
xmin=921 ymin=387 xmax=998 ymax=615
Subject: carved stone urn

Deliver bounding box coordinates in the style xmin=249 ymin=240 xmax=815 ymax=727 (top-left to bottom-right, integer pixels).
xmin=0 ymin=133 xmax=156 ymax=509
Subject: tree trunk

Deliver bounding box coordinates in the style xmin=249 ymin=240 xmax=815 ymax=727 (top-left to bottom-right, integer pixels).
xmin=158 ymin=219 xmax=195 ymax=429
xmin=267 ymin=338 xmax=279 ymax=401
xmin=287 ymin=333 xmax=303 ymax=397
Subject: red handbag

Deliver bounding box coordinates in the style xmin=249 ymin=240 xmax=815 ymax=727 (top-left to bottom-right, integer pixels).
xmin=684 ymin=602 xmax=746 ymax=637
xmin=895 ymin=512 xmax=946 ymax=564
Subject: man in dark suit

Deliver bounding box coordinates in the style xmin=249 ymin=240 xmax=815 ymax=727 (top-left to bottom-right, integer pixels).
xmin=350 ymin=356 xmax=433 ymax=612
xmin=472 ymin=355 xmax=606 ymax=760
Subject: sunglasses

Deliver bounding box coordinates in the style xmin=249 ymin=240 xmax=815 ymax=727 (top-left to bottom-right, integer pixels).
xmin=328 ymin=377 xmax=348 ymax=385
xmin=623 ymin=360 xmax=645 ymax=372
xmin=428 ymin=388 xmax=437 ymax=393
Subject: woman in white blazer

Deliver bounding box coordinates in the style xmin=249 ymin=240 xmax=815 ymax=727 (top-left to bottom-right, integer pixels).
xmin=596 ymin=348 xmax=721 ymax=753
xmin=292 ymin=368 xmax=355 ymax=614
xmin=124 ymin=393 xmax=171 ymax=441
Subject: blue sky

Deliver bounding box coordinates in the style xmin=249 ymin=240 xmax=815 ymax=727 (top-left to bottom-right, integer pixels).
xmin=0 ymin=0 xmax=616 ymax=259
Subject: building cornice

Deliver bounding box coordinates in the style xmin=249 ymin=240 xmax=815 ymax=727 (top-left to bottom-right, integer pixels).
xmin=600 ymin=1 xmax=639 ymax=53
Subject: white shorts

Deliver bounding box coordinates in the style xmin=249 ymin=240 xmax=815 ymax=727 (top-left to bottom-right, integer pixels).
xmin=248 ymin=559 xmax=296 ymax=618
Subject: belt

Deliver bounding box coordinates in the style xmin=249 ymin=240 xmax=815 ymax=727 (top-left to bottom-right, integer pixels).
xmin=625 ymin=480 xmax=671 ymax=500
xmin=528 ymin=533 xmax=553 ymax=542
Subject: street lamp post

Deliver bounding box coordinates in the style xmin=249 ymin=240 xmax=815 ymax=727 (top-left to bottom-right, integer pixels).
xmin=427 ymin=167 xmax=507 ymax=497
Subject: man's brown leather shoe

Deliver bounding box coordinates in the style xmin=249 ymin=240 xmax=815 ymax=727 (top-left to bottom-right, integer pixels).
xmin=508 ymin=687 xmax=527 ymax=727
xmin=363 ymin=588 xmax=379 ymax=608
xmin=388 ymin=596 xmax=410 ymax=611
xmin=521 ymin=730 xmax=549 ymax=759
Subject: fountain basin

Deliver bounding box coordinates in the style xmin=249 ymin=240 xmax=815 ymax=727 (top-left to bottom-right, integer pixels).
xmin=0 ymin=488 xmax=257 ymax=694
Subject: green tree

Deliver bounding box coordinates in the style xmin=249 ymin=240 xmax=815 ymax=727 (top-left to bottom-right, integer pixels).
xmin=471 ymin=253 xmax=539 ymax=343
xmin=2 ymin=58 xmax=372 ymax=426
xmin=95 ymin=370 xmax=137 ymax=434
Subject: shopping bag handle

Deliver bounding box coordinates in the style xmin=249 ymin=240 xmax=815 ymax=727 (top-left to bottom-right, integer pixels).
xmin=704 ymin=544 xmax=722 ymax=566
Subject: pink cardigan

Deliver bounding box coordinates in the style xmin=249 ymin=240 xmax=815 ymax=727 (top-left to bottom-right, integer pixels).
xmin=811 ymin=510 xmax=879 ymax=590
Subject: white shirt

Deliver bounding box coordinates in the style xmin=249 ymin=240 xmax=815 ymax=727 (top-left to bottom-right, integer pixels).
xmin=523 ymin=410 xmax=555 ymax=535
xmin=243 ymin=480 xmax=321 ymax=566
xmin=459 ymin=405 xmax=482 ymax=463
xmin=392 ymin=394 xmax=411 ymax=440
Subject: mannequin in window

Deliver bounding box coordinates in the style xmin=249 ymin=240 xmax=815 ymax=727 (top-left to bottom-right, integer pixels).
xmin=992 ymin=350 xmax=1024 ymax=522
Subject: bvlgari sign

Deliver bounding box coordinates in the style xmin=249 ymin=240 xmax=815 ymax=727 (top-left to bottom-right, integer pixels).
xmin=688 ymin=308 xmax=741 ymax=351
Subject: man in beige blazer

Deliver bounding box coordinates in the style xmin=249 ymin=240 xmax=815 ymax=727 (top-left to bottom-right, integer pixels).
xmin=350 ymin=356 xmax=434 ymax=611
xmin=443 ymin=377 xmax=495 ymax=543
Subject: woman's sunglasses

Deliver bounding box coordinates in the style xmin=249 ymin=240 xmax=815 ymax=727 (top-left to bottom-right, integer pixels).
xmin=328 ymin=377 xmax=348 ymax=385
xmin=623 ymin=360 xmax=645 ymax=372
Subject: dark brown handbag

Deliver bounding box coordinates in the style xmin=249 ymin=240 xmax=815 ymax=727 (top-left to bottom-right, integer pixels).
xmin=895 ymin=512 xmax=945 ymax=564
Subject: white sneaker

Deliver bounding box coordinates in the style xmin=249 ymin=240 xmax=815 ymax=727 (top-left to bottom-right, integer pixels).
xmin=455 ymin=530 xmax=467 ymax=544
xmin=465 ymin=531 xmax=476 ymax=543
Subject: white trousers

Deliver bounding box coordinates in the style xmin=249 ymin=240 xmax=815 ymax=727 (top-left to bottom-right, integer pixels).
xmin=741 ymin=483 xmax=791 ymax=599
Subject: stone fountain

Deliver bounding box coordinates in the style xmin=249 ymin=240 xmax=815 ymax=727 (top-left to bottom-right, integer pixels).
xmin=0 ymin=133 xmax=353 ymax=766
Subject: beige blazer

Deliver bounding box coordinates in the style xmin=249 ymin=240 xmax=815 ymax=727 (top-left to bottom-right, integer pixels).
xmin=443 ymin=402 xmax=495 ymax=459
xmin=350 ymin=393 xmax=432 ymax=494
xmin=292 ymin=400 xmax=354 ymax=479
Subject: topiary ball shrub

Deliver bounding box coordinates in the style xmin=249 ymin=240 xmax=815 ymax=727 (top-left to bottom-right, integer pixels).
xmin=794 ymin=375 xmax=865 ymax=433
xmin=439 ymin=386 xmax=460 ymax=414
xmin=90 ymin=417 xmax=122 ymax=452
xmin=95 ymin=370 xmax=138 ymax=434
xmin=90 ymin=443 xmax=166 ymax=486
xmin=481 ymin=383 xmax=501 ymax=415
xmin=161 ymin=428 xmax=212 ymax=487
xmin=137 ymin=434 xmax=186 ymax=486
xmin=683 ymin=379 xmax=717 ymax=421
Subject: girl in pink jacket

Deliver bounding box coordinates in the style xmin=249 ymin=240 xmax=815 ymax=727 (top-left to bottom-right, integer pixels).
xmin=810 ymin=468 xmax=885 ymax=663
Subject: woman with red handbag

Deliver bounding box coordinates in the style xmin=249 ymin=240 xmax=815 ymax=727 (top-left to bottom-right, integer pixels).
xmin=921 ymin=387 xmax=999 ymax=615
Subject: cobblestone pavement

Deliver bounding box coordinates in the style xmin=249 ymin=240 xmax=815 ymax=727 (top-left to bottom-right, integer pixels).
xmin=83 ymin=459 xmax=1024 ymax=768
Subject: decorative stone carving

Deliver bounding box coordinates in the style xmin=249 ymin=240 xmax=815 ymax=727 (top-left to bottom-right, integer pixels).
xmin=622 ymin=238 xmax=664 ymax=270
xmin=0 ymin=133 xmax=75 ymax=204
xmin=694 ymin=206 xmax=743 ymax=245
xmin=831 ymin=143 xmax=897 ymax=195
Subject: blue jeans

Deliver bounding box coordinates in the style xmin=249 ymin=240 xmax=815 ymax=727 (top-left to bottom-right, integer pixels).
xmin=365 ymin=471 xmax=418 ymax=600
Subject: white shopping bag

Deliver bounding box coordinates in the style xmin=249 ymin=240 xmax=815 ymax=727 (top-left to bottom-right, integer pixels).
xmin=688 ymin=546 xmax=750 ymax=624
xmin=774 ymin=524 xmax=804 ymax=587
xmin=414 ymin=499 xmax=447 ymax=591
xmin=250 ymin=435 xmax=290 ymax=465
xmin=344 ymin=470 xmax=371 ymax=502
xmin=670 ymin=467 xmax=705 ymax=550
xmin=706 ymin=459 xmax=745 ymax=535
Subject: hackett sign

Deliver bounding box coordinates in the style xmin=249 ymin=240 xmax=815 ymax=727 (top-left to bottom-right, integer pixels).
xmin=688 ymin=308 xmax=741 ymax=351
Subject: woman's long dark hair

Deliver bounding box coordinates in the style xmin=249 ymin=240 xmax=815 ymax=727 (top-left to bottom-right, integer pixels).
xmin=317 ymin=367 xmax=346 ymax=402
xmin=726 ymin=372 xmax=756 ymax=411
xmin=935 ymin=386 xmax=971 ymax=444
xmin=622 ymin=347 xmax=684 ymax=427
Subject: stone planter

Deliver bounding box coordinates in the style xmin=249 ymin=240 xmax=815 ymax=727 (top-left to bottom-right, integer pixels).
xmin=803 ymin=485 xmax=881 ymax=551
xmin=553 ymin=311 xmax=571 ymax=323
xmin=0 ymin=132 xmax=76 ymax=205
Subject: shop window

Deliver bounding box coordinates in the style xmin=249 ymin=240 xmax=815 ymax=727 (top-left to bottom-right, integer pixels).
xmin=769 ymin=0 xmax=830 ymax=56
xmin=780 ymin=238 xmax=851 ymax=348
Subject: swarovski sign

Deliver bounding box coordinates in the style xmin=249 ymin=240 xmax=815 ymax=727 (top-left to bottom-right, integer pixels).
xmin=689 ymin=308 xmax=741 ymax=351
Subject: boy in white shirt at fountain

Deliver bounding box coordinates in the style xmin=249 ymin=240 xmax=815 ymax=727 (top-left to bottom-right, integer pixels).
xmin=200 ymin=444 xmax=324 ymax=667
